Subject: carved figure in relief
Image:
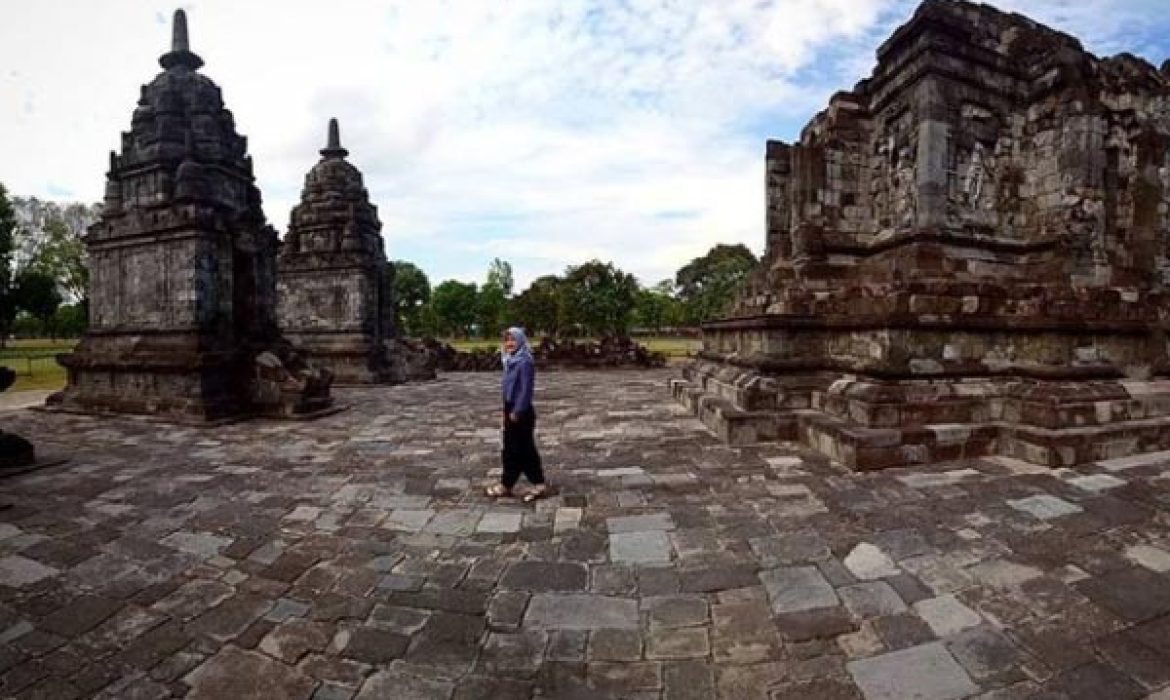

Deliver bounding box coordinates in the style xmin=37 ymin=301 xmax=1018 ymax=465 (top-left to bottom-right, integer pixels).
xmin=893 ymin=142 xmax=917 ymax=227
xmin=963 ymin=142 xmax=988 ymax=204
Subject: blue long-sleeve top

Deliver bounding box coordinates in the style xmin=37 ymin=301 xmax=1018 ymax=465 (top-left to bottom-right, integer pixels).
xmin=502 ymin=358 xmax=534 ymax=414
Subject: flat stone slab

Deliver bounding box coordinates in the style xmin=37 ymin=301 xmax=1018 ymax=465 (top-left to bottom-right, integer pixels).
xmin=838 ymin=581 xmax=908 ymax=619
xmin=499 ymin=561 xmax=588 ymax=592
xmin=759 ymin=566 xmax=839 ymax=614
xmin=847 ymin=642 xmax=978 ymax=700
xmin=645 ymin=596 xmax=708 ymax=629
xmin=525 ymin=594 xmax=638 ymax=629
xmin=1006 ymin=494 xmax=1083 ymax=520
xmin=896 ymin=469 xmax=980 ymax=489
xmin=912 ymin=594 xmax=983 ymax=637
xmin=476 ymin=512 xmax=523 ymax=534
xmin=1125 ymin=544 xmax=1170 ymax=573
xmin=159 ymin=530 xmax=233 ymax=558
xmin=384 ymin=509 xmax=434 ymax=532
xmin=0 ymin=555 xmax=59 ymax=587
xmin=607 ymin=512 xmax=674 ymax=533
xmin=610 ymin=531 xmax=672 ymax=564
xmin=184 ymin=646 xmax=316 ymax=699
xmin=355 ymin=666 xmax=454 ymax=700
xmin=1097 ymin=449 xmax=1170 ymax=471
xmin=1067 ymin=474 xmax=1126 ymax=492
xmin=749 ymin=530 xmax=830 ymax=564
xmin=843 ymin=543 xmax=900 ymax=580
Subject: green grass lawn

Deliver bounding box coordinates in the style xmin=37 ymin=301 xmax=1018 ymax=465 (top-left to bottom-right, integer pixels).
xmin=0 ymin=335 xmax=703 ymax=393
xmin=0 ymin=339 xmax=76 ymax=392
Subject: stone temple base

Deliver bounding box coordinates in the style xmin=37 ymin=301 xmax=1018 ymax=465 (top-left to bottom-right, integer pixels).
xmin=673 ymin=359 xmax=1170 ymax=470
xmin=51 ymin=334 xmax=333 ymax=424
xmin=283 ymin=333 xmax=400 ymax=386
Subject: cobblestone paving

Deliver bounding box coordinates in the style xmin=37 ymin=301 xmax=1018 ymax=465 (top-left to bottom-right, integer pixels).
xmin=0 ymin=370 xmax=1169 ymax=699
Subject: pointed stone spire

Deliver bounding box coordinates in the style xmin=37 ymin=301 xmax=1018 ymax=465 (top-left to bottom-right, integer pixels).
xmin=320 ymin=118 xmax=349 ymax=159
xmin=159 ymin=9 xmax=204 ymax=71
xmin=172 ymin=9 xmax=189 ymax=51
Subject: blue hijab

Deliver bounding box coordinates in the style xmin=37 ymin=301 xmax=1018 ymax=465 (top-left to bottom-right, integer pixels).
xmin=502 ymin=326 xmax=534 ymax=369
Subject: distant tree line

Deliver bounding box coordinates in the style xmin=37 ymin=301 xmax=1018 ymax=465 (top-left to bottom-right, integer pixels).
xmin=0 ymin=181 xmax=760 ymax=343
xmin=0 ymin=184 xmax=93 ymax=344
xmin=390 ymin=243 xmax=758 ymax=339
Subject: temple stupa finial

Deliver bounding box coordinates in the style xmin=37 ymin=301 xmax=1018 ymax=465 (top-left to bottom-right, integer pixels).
xmin=320 ymin=118 xmax=349 ymax=159
xmin=160 ymin=9 xmax=204 ymax=71
xmin=173 ymin=9 xmax=189 ymax=52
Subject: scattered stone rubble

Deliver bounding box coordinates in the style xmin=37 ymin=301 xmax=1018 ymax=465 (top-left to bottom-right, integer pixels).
xmin=0 ymin=368 xmax=34 ymax=468
xmin=424 ymin=336 xmax=667 ymax=372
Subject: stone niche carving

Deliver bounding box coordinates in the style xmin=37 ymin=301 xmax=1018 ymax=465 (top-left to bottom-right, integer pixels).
xmin=676 ymin=0 xmax=1170 ymax=470
xmin=50 ymin=10 xmax=333 ymax=421
xmin=276 ymin=119 xmax=435 ymax=384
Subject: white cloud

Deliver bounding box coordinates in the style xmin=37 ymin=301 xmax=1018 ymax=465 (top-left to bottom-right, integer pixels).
xmin=2 ymin=0 xmax=1167 ymax=289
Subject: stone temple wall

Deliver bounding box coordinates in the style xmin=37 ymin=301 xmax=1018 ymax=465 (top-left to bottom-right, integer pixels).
xmin=676 ymin=0 xmax=1170 ymax=469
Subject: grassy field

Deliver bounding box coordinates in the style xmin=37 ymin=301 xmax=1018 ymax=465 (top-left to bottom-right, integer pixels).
xmin=446 ymin=336 xmax=701 ymax=358
xmin=0 ymin=339 xmax=76 ymax=392
xmin=0 ymin=335 xmax=702 ymax=394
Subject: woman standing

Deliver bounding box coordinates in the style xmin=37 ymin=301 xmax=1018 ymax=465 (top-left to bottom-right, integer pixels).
xmin=486 ymin=327 xmax=547 ymax=501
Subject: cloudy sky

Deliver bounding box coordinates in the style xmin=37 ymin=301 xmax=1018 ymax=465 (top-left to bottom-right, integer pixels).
xmin=3 ymin=1 xmax=1169 ymax=289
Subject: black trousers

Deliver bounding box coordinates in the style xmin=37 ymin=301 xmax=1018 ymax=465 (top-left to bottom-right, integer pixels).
xmin=502 ymin=405 xmax=544 ymax=488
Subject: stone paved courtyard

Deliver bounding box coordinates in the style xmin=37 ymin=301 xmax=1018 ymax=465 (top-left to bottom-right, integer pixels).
xmin=0 ymin=370 xmax=1168 ymax=699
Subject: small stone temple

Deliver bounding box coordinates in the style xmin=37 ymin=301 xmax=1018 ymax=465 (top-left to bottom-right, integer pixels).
xmin=52 ymin=10 xmax=333 ymax=421
xmin=675 ymin=0 xmax=1170 ymax=469
xmin=276 ymin=120 xmax=431 ymax=384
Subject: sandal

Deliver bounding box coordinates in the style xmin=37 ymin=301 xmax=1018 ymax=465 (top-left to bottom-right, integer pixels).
xmin=485 ymin=483 xmax=512 ymax=498
xmin=521 ymin=484 xmax=549 ymax=503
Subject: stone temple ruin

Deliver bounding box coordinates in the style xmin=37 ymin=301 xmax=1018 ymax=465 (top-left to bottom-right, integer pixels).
xmin=51 ymin=10 xmax=334 ymax=421
xmin=676 ymin=0 xmax=1170 ymax=469
xmin=276 ymin=119 xmax=433 ymax=385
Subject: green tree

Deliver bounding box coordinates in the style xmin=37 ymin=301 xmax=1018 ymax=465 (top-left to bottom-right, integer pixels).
xmin=0 ymin=184 xmax=18 ymax=346
xmin=486 ymin=258 xmax=514 ymax=297
xmin=53 ymin=303 xmax=87 ymax=338
xmin=512 ymin=275 xmax=564 ymax=336
xmin=431 ymin=280 xmax=479 ymax=337
xmin=559 ymin=260 xmax=638 ymax=336
xmin=14 ymin=270 xmax=62 ymax=338
xmin=674 ymin=243 xmax=757 ymax=324
xmin=632 ymin=279 xmax=682 ymax=334
xmin=476 ymin=281 xmax=507 ymax=338
xmin=34 ymin=203 xmax=93 ymax=303
xmin=476 ymin=258 xmax=515 ymax=336
xmin=387 ymin=260 xmax=431 ymax=336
